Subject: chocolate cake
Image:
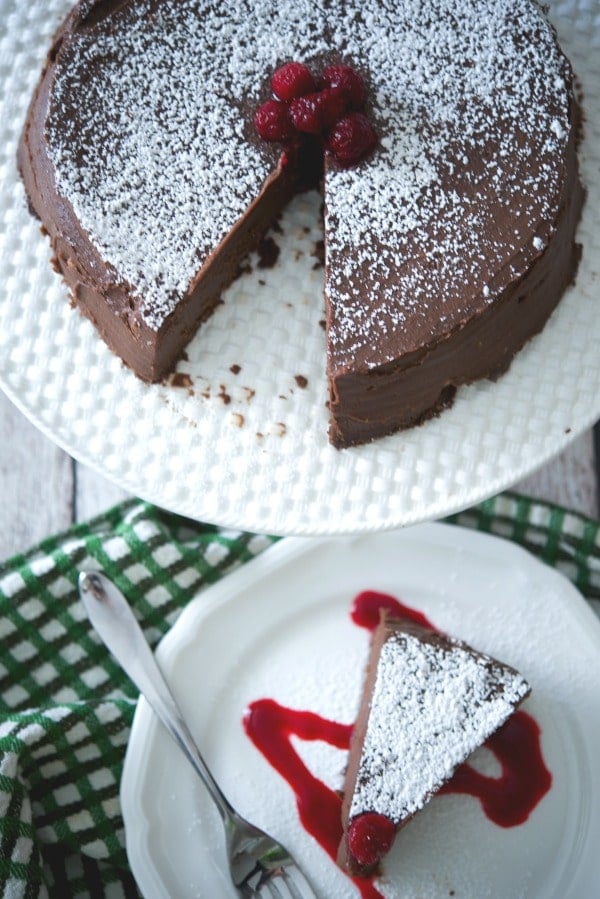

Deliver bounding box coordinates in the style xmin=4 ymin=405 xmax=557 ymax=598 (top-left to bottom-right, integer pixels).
xmin=19 ymin=0 xmax=583 ymax=448
xmin=338 ymin=612 xmax=531 ymax=877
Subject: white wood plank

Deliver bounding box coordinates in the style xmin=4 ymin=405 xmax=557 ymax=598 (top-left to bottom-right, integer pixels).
xmin=0 ymin=390 xmax=74 ymax=560
xmin=515 ymin=430 xmax=598 ymax=518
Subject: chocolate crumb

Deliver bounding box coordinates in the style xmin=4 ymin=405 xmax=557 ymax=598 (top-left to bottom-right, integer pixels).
xmin=243 ymin=386 xmax=256 ymax=402
xmin=312 ymin=238 xmax=325 ymax=268
xmin=257 ymin=235 xmax=280 ymax=269
xmin=295 ymin=375 xmax=308 ymax=389
xmin=234 ymin=261 xmax=253 ymax=280
xmin=258 ymin=278 xmax=266 ymax=286
xmin=170 ymin=372 xmax=193 ymax=389
xmin=230 ymin=363 xmax=241 ymax=375
xmin=274 ymin=422 xmax=287 ymax=436
xmin=232 ymin=412 xmax=245 ymax=427
xmin=218 ymin=384 xmax=231 ymax=404
xmin=319 ymin=318 xmax=326 ymax=330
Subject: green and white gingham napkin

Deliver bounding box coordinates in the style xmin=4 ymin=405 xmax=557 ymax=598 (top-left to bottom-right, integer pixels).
xmin=0 ymin=493 xmax=598 ymax=898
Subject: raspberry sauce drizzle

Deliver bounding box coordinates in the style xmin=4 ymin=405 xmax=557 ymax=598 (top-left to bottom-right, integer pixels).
xmin=350 ymin=589 xmax=434 ymax=631
xmin=439 ymin=708 xmax=551 ymax=826
xmin=243 ymin=590 xmax=552 ymax=897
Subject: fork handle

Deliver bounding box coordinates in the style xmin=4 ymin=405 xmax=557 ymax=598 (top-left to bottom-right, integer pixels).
xmin=78 ymin=571 xmax=236 ymax=826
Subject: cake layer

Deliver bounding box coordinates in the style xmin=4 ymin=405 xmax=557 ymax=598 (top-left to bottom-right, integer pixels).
xmin=19 ymin=0 xmax=583 ymax=445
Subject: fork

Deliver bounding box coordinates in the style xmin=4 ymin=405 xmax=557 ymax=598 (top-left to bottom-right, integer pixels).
xmin=78 ymin=570 xmax=317 ymax=899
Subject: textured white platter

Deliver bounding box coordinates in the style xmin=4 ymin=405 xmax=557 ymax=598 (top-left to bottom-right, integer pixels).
xmin=121 ymin=524 xmax=600 ymax=898
xmin=0 ymin=0 xmax=599 ymax=536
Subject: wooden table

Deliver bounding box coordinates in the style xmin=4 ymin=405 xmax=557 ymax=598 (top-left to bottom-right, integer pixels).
xmin=0 ymin=389 xmax=598 ymax=562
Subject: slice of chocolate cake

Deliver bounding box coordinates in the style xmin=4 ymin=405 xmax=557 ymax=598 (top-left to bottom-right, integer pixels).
xmin=338 ymin=612 xmax=531 ymax=877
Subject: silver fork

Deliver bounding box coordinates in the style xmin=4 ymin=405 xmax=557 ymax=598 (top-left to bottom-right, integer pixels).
xmin=78 ymin=570 xmax=317 ymax=899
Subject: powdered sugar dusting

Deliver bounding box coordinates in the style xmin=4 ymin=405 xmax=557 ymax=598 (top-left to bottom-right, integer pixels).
xmin=349 ymin=630 xmax=530 ymax=823
xmin=46 ymin=0 xmax=573 ymax=338
xmin=322 ymin=0 xmax=574 ymax=368
xmin=47 ymin=0 xmax=332 ymax=328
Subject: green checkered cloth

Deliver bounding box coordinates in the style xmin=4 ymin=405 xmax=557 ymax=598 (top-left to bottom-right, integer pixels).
xmin=0 ymin=493 xmax=598 ymax=898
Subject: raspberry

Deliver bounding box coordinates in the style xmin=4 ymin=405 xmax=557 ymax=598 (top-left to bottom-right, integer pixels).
xmin=348 ymin=813 xmax=396 ymax=869
xmin=255 ymin=62 xmax=378 ymax=167
xmin=317 ymin=86 xmax=349 ymax=128
xmin=271 ymin=62 xmax=316 ymax=101
xmin=290 ymin=87 xmax=349 ymax=134
xmin=288 ymin=92 xmax=325 ymax=134
xmin=321 ymin=64 xmax=366 ymax=108
xmin=254 ymin=100 xmax=294 ymax=142
xmin=326 ymin=112 xmax=378 ymax=164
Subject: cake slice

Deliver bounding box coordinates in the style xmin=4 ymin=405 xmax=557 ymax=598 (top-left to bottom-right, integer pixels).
xmin=338 ymin=612 xmax=531 ymax=876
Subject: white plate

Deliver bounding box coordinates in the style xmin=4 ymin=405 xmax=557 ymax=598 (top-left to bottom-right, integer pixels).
xmin=121 ymin=524 xmax=600 ymax=898
xmin=0 ymin=0 xmax=599 ymax=536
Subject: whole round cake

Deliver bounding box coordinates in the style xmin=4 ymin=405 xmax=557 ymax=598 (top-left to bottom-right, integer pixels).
xmin=19 ymin=0 xmax=583 ymax=448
